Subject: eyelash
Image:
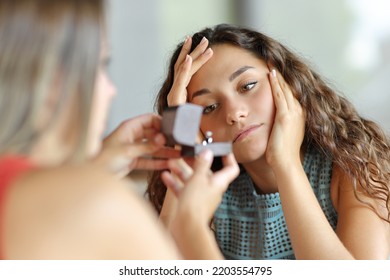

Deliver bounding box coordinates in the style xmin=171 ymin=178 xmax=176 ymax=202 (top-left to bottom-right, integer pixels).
xmin=203 ymin=103 xmax=218 ymax=114
xmin=240 ymin=81 xmax=258 ymax=92
xmin=202 ymin=81 xmax=258 ymax=115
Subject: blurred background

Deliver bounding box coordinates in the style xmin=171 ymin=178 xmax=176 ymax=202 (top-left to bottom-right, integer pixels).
xmin=106 ymin=0 xmax=390 ymax=137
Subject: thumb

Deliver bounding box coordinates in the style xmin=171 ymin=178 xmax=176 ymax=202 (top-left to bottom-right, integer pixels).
xmin=192 ymin=149 xmax=213 ymax=175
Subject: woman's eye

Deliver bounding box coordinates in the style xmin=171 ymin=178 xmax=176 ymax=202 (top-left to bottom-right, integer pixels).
xmin=203 ymin=103 xmax=219 ymax=114
xmin=241 ymin=81 xmax=257 ymax=92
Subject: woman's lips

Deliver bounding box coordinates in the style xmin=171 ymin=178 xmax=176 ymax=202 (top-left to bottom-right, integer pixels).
xmin=233 ymin=125 xmax=262 ymax=143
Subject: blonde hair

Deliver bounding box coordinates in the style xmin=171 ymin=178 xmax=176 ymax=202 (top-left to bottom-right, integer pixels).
xmin=0 ymin=0 xmax=104 ymax=161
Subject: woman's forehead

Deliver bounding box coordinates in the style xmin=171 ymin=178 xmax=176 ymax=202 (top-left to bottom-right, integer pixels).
xmin=190 ymin=45 xmax=267 ymax=81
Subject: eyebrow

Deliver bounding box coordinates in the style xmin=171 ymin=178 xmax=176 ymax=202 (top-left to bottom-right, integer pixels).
xmin=229 ymin=66 xmax=254 ymax=81
xmin=190 ymin=65 xmax=255 ymax=101
xmin=190 ymin=88 xmax=211 ymax=101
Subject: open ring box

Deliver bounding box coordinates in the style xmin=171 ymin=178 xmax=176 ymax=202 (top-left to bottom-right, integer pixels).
xmin=161 ymin=103 xmax=232 ymax=157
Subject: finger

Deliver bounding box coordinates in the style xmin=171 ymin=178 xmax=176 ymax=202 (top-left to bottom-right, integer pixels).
xmin=135 ymin=114 xmax=162 ymax=133
xmin=174 ymin=36 xmax=192 ymax=73
xmin=131 ymin=130 xmax=164 ymax=145
xmin=213 ymin=153 xmax=240 ymax=185
xmin=117 ymin=114 xmax=163 ymax=142
xmin=161 ymin=171 xmax=182 ymax=197
xmin=124 ymin=142 xmax=163 ymax=159
xmin=188 ymin=37 xmax=209 ymax=61
xmin=275 ymin=71 xmax=295 ymax=109
xmin=269 ymin=69 xmax=288 ymax=112
xmin=183 ymin=157 xmax=195 ymax=168
xmin=132 ymin=158 xmax=169 ymax=170
xmin=167 ymin=158 xmax=194 ymax=181
xmin=168 ymin=55 xmax=192 ymax=106
xmin=151 ymin=146 xmax=181 ymax=159
xmin=192 ymin=149 xmax=213 ymax=175
xmin=190 ymin=48 xmax=213 ymax=76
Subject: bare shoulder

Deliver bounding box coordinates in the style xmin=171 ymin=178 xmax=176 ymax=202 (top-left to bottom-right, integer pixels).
xmin=331 ymin=163 xmax=389 ymax=215
xmin=330 ymin=163 xmax=390 ymax=259
xmin=4 ymin=164 xmax=180 ymax=259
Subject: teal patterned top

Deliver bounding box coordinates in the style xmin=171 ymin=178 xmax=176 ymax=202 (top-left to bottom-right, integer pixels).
xmin=213 ymin=144 xmax=338 ymax=259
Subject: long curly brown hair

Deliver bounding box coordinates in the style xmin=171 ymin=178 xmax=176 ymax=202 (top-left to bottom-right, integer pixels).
xmin=146 ymin=24 xmax=390 ymax=222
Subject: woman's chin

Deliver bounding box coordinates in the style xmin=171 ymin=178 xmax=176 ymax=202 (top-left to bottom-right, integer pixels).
xmin=233 ymin=144 xmax=267 ymax=164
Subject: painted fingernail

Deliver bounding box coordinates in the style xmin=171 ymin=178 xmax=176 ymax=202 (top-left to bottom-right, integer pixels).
xmin=204 ymin=48 xmax=212 ymax=56
xmin=200 ymin=36 xmax=207 ymax=44
xmin=271 ymin=69 xmax=277 ymax=77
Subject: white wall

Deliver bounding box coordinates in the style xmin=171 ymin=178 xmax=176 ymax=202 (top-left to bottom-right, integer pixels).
xmin=106 ymin=0 xmax=235 ymax=135
xmin=106 ymin=0 xmax=163 ymax=134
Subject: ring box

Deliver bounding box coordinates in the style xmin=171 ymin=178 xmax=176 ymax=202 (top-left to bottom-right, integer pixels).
xmin=162 ymin=104 xmax=232 ymax=157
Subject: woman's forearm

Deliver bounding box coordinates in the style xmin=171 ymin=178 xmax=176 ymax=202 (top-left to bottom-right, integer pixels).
xmin=274 ymin=163 xmax=354 ymax=259
xmin=171 ymin=214 xmax=223 ymax=260
xmin=159 ymin=189 xmax=179 ymax=229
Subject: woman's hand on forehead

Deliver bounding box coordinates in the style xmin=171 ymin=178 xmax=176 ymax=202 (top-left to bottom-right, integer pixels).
xmin=168 ymin=36 xmax=213 ymax=106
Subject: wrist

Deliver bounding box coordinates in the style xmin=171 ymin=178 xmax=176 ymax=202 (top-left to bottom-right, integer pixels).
xmin=269 ymin=148 xmax=304 ymax=174
xmin=272 ymin=156 xmax=301 ymax=169
xmin=171 ymin=207 xmax=209 ymax=234
xmin=171 ymin=214 xmax=218 ymax=259
xmin=271 ymin=158 xmax=303 ymax=177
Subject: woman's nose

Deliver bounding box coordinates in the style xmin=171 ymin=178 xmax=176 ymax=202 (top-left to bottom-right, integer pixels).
xmin=225 ymin=98 xmax=248 ymax=125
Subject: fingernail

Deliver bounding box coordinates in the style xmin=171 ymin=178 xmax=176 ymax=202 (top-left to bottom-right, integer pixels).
xmin=201 ymin=149 xmax=213 ymax=162
xmin=184 ymin=36 xmax=190 ymax=44
xmin=200 ymin=36 xmax=207 ymax=44
xmin=204 ymin=48 xmax=212 ymax=56
xmin=153 ymin=134 xmax=166 ymax=146
xmin=271 ymin=69 xmax=277 ymax=77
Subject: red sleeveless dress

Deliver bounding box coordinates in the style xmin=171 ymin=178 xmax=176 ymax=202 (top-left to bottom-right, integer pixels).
xmin=0 ymin=156 xmax=35 ymax=259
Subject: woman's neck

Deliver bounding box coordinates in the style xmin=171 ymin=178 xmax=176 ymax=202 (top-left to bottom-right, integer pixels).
xmin=242 ymin=157 xmax=278 ymax=194
xmin=241 ymin=149 xmax=306 ymax=194
xmin=29 ymin=131 xmax=73 ymax=167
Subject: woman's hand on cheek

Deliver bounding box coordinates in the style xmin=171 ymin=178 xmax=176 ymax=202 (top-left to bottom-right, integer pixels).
xmin=167 ymin=37 xmax=213 ymax=106
xmin=266 ymin=69 xmax=305 ymax=170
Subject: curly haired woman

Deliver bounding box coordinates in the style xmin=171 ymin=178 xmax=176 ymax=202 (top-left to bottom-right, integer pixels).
xmin=147 ymin=24 xmax=390 ymax=260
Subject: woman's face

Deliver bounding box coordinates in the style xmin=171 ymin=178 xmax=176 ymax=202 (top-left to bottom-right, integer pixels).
xmin=88 ymin=38 xmax=116 ymax=157
xmin=187 ymin=44 xmax=275 ymax=163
